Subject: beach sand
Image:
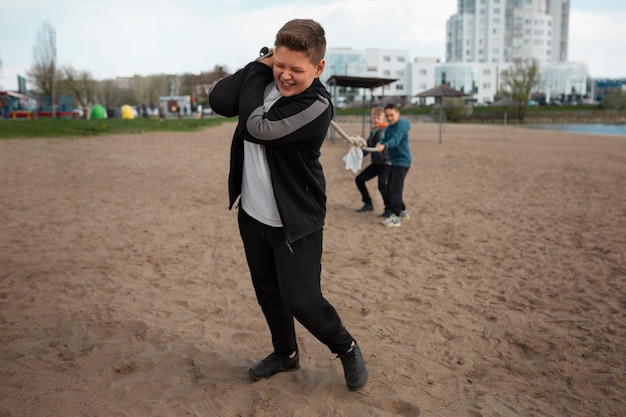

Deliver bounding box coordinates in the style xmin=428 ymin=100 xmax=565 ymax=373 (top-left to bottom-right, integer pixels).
xmin=1 ymin=121 xmax=624 ymax=417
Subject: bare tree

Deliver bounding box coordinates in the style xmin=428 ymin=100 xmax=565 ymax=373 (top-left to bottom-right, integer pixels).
xmin=145 ymin=74 xmax=171 ymax=104
xmin=28 ymin=21 xmax=57 ymax=117
xmin=57 ymin=66 xmax=97 ymax=118
xmin=498 ymin=59 xmax=540 ymax=123
xmin=60 ymin=66 xmax=96 ymax=106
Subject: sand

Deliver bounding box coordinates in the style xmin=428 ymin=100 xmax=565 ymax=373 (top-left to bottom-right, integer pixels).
xmin=1 ymin=121 xmax=624 ymax=417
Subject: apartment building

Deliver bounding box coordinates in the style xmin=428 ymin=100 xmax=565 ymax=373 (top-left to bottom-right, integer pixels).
xmin=323 ymin=0 xmax=586 ymax=105
xmin=446 ymin=0 xmax=569 ymax=64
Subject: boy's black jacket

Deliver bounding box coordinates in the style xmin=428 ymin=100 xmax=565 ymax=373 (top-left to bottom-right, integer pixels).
xmin=209 ymin=62 xmax=333 ymax=246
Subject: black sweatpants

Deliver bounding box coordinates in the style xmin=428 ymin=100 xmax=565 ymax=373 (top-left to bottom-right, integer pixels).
xmin=238 ymin=209 xmax=353 ymax=356
xmin=355 ymin=163 xmax=391 ymax=208
xmin=388 ymin=165 xmax=410 ymax=216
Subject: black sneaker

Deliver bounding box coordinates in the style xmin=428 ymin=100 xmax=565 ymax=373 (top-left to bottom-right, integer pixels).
xmin=357 ymin=203 xmax=374 ymax=212
xmin=378 ymin=210 xmax=391 ymax=218
xmin=338 ymin=342 xmax=368 ymax=391
xmin=249 ymin=352 xmax=300 ymax=381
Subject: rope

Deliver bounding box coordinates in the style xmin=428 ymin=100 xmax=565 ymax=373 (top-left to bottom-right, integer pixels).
xmin=329 ymin=120 xmax=377 ymax=152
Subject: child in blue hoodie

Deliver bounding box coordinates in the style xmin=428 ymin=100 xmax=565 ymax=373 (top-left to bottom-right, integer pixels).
xmin=375 ymin=103 xmax=412 ymax=227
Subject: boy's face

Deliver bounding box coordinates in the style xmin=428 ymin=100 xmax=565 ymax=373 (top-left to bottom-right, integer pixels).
xmin=273 ymin=46 xmax=325 ymax=97
xmin=371 ymin=112 xmax=384 ymax=126
xmin=384 ymin=108 xmax=400 ymax=125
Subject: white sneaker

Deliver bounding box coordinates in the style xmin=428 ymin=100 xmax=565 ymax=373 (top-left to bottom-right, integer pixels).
xmin=400 ymin=210 xmax=410 ymax=219
xmin=381 ymin=214 xmax=401 ymax=227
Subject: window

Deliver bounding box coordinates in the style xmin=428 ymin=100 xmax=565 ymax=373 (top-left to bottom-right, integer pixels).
xmin=483 ymin=68 xmax=491 ymax=75
xmin=383 ymin=56 xmax=391 ymax=62
xmin=383 ymin=70 xmax=391 ymax=76
xmin=395 ymin=84 xmax=404 ymax=91
xmin=397 ymin=56 xmax=405 ymax=62
xmin=419 ymin=69 xmax=428 ymax=75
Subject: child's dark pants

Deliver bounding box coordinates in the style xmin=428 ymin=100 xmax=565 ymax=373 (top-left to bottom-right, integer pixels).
xmin=238 ymin=209 xmax=353 ymax=356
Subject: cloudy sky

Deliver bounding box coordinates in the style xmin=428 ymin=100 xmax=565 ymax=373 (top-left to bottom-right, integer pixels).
xmin=1 ymin=0 xmax=624 ymax=91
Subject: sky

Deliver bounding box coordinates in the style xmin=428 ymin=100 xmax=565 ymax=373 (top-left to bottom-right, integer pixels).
xmin=1 ymin=0 xmax=625 ymax=91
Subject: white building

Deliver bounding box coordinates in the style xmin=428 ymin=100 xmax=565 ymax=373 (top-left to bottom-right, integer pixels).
xmin=443 ymin=0 xmax=582 ymax=101
xmin=536 ymin=61 xmax=588 ymax=102
xmin=323 ymin=0 xmax=585 ymax=105
xmin=323 ymin=48 xmax=410 ymax=104
xmin=408 ymin=58 xmax=442 ymax=105
xmin=446 ymin=0 xmax=569 ymax=64
xmin=446 ymin=0 xmax=508 ymax=63
xmin=436 ymin=62 xmax=503 ymax=104
xmin=547 ymin=0 xmax=570 ymax=62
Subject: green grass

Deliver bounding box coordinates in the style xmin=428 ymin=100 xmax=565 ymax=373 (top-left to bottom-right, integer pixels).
xmin=0 ymin=117 xmax=229 ymax=139
xmin=335 ymin=104 xmax=605 ymax=116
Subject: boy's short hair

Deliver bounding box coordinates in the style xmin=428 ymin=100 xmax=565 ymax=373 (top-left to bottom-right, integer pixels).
xmin=384 ymin=103 xmax=399 ymax=111
xmin=371 ymin=106 xmax=384 ymax=116
xmin=275 ymin=19 xmax=326 ymax=64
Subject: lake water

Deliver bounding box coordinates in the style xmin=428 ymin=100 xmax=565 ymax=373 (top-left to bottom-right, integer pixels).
xmin=526 ymin=123 xmax=626 ymax=137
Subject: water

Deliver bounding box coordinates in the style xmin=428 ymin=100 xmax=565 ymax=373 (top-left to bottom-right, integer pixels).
xmin=526 ymin=123 xmax=626 ymax=137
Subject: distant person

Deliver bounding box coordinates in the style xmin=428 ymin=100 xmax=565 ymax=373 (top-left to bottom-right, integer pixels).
xmin=208 ymin=18 xmax=367 ymax=391
xmin=355 ymin=106 xmax=391 ymax=216
xmin=375 ymin=103 xmax=412 ymax=227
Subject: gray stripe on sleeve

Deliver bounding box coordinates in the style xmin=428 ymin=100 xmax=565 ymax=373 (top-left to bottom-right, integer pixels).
xmin=246 ymin=96 xmax=329 ymax=141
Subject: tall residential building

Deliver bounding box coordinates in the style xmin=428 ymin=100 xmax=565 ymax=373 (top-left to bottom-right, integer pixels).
xmin=547 ymin=0 xmax=570 ymax=61
xmin=446 ymin=0 xmax=570 ymax=64
xmin=322 ymin=0 xmax=584 ymax=106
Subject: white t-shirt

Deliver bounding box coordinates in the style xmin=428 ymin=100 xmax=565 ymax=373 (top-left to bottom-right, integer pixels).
xmin=241 ymin=82 xmax=283 ymax=227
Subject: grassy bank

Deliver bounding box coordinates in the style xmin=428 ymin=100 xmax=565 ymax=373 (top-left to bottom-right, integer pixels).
xmin=337 ymin=104 xmax=626 ymax=124
xmin=0 ymin=117 xmax=227 ymax=139
xmin=2 ymin=107 xmax=623 ymax=140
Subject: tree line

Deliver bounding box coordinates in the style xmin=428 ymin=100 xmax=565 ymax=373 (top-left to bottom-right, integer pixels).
xmin=24 ymin=21 xmax=228 ymax=114
xmin=22 ymin=20 xmax=622 ymax=122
